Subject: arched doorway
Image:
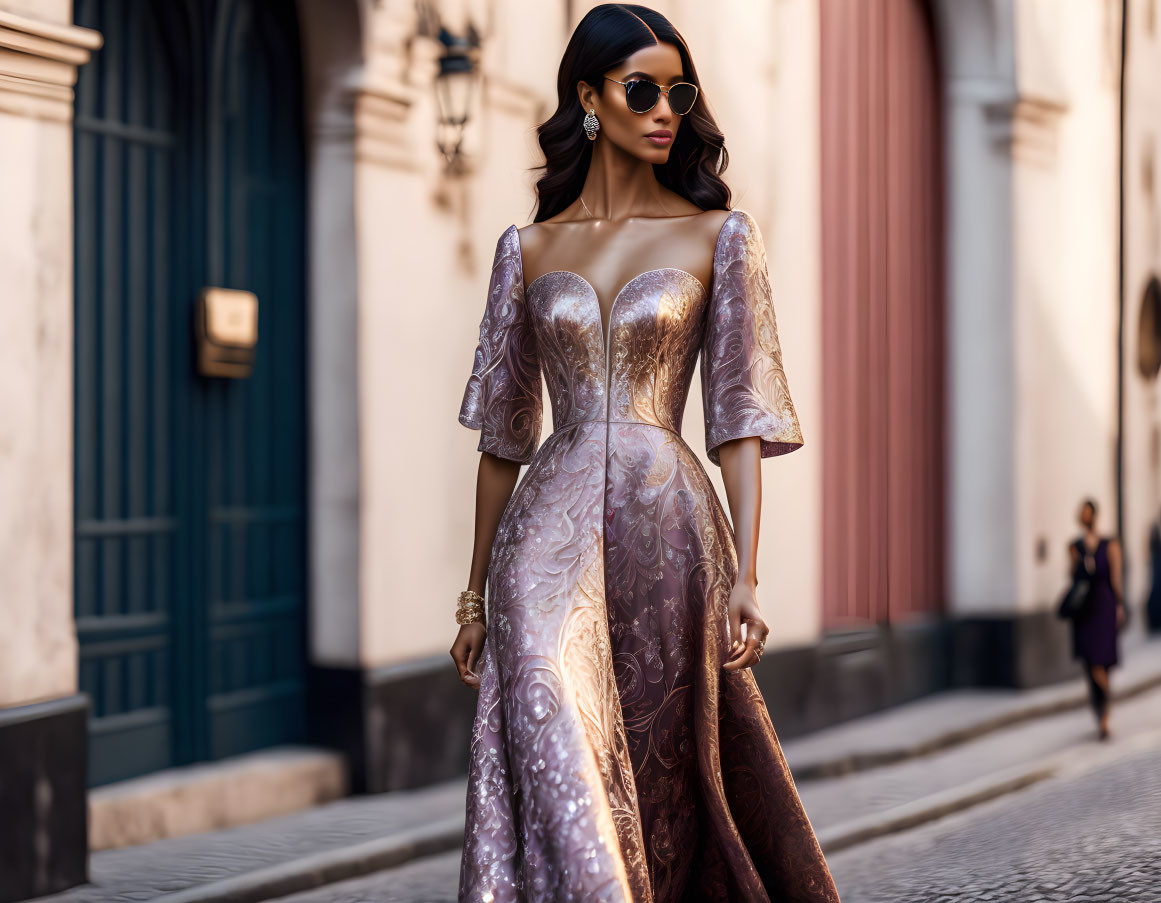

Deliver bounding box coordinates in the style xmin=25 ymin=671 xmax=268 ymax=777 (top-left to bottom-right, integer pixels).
xmin=72 ymin=0 xmax=308 ymax=785
xmin=819 ymin=0 xmax=947 ymax=628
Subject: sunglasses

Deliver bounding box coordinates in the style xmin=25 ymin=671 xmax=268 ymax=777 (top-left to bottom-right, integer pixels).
xmin=603 ymin=76 xmax=699 ymax=116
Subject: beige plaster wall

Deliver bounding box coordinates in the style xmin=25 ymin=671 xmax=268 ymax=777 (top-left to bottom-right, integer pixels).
xmin=1012 ymin=0 xmax=1121 ymax=611
xmin=1 ymin=0 xmax=71 ymax=23
xmin=1122 ymin=0 xmax=1161 ymax=611
xmin=356 ymin=2 xmax=565 ymax=667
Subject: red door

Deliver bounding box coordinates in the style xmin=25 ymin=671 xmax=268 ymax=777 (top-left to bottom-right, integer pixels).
xmin=819 ymin=0 xmax=946 ymax=627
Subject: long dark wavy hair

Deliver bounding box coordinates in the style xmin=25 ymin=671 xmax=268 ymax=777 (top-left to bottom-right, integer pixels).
xmin=530 ymin=4 xmax=731 ymax=223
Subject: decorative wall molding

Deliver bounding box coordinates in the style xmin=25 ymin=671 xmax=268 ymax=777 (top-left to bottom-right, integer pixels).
xmin=354 ymin=81 xmax=419 ymax=170
xmin=983 ymin=91 xmax=1069 ymax=169
xmin=0 ymin=9 xmax=101 ymax=121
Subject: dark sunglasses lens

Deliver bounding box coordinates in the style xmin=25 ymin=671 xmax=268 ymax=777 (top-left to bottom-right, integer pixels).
xmin=669 ymin=83 xmax=697 ymax=115
xmin=625 ymin=80 xmax=661 ymax=113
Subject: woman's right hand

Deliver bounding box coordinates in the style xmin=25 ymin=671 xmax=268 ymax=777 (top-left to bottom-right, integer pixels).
xmin=451 ymin=622 xmax=487 ymax=690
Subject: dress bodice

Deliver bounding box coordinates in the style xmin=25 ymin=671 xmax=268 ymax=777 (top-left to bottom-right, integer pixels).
xmin=459 ymin=208 xmax=804 ymax=467
xmin=527 ymin=267 xmax=707 ymax=436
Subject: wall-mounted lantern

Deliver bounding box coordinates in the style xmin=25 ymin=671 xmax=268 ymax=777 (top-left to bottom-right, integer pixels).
xmin=434 ymin=24 xmax=481 ymax=175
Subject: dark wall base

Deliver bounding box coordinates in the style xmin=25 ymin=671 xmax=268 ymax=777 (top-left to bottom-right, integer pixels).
xmin=309 ymin=609 xmax=1087 ymax=791
xmin=309 ymin=657 xmax=476 ymax=793
xmin=753 ymin=618 xmax=953 ymax=740
xmin=753 ymin=610 xmax=1084 ymax=740
xmin=951 ymin=610 xmax=1077 ymax=688
xmin=0 ymin=694 xmax=88 ymax=903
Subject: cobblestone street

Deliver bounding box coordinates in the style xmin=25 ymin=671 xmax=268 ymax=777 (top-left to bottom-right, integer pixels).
xmin=827 ymin=742 xmax=1161 ymax=902
xmin=272 ymin=732 xmax=1161 ymax=902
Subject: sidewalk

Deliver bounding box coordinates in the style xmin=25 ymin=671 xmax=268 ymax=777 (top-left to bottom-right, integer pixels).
xmin=39 ymin=637 xmax=1161 ymax=903
xmin=783 ymin=632 xmax=1161 ymax=779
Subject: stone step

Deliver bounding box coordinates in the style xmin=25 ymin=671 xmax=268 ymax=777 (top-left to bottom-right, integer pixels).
xmin=89 ymin=745 xmax=349 ymax=851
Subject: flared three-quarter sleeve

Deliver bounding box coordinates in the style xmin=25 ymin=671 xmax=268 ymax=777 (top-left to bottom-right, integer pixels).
xmin=700 ymin=209 xmax=804 ymax=467
xmin=457 ymin=224 xmax=544 ymax=464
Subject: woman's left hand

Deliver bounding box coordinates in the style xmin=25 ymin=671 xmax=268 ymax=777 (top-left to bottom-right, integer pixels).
xmin=1116 ymin=602 xmax=1127 ymax=630
xmin=723 ymin=580 xmax=767 ymax=671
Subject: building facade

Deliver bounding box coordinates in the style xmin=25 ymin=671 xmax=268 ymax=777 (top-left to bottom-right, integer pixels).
xmin=1 ymin=0 xmax=1159 ymax=899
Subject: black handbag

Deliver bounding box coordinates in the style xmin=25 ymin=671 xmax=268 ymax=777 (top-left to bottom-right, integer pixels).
xmin=1057 ymin=576 xmax=1093 ymax=620
xmin=1057 ymin=541 xmax=1095 ymax=620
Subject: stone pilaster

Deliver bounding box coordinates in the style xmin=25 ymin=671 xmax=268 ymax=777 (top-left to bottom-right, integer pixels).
xmin=0 ymin=8 xmax=99 ymax=901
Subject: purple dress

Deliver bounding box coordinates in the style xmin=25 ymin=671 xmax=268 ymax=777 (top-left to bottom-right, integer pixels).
xmin=456 ymin=209 xmax=838 ymax=903
xmin=1070 ymin=536 xmax=1120 ymax=668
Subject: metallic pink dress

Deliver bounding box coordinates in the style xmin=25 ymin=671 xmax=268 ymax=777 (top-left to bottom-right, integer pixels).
xmin=456 ymin=209 xmax=838 ymax=903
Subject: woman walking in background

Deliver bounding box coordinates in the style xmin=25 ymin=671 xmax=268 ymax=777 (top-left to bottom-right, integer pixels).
xmin=449 ymin=4 xmax=839 ymax=900
xmin=1068 ymin=498 xmax=1127 ymax=741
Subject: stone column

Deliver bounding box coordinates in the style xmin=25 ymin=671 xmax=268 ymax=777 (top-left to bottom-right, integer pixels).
xmin=0 ymin=6 xmax=100 ymax=900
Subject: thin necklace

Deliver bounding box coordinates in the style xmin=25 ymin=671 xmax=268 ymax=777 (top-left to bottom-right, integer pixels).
xmin=578 ymin=195 xmax=691 ymax=220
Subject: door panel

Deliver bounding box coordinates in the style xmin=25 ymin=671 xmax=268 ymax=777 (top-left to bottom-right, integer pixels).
xmin=73 ymin=0 xmax=307 ymax=786
xmin=74 ymin=0 xmax=186 ymax=785
xmin=204 ymin=0 xmax=308 ymax=759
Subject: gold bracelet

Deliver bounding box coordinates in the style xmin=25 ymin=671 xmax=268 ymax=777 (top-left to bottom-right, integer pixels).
xmin=456 ymin=589 xmax=486 ymax=626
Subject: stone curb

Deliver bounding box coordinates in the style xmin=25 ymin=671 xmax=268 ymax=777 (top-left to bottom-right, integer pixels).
xmin=815 ymin=760 xmax=1059 ymax=854
xmin=149 ymin=816 xmax=465 ymax=903
xmin=792 ymin=662 xmax=1161 ymax=781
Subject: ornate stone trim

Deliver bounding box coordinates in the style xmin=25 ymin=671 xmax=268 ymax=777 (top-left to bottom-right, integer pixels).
xmin=984 ymin=91 xmax=1069 ymax=169
xmin=354 ymin=82 xmax=419 ymax=170
xmin=0 ymin=9 xmax=101 ymax=122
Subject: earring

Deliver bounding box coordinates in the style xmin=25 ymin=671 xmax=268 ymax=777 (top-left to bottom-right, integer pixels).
xmin=583 ymin=108 xmax=600 ymax=141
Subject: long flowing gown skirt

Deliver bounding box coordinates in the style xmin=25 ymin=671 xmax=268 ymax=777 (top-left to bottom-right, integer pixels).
xmin=456 ymin=210 xmax=840 ymax=902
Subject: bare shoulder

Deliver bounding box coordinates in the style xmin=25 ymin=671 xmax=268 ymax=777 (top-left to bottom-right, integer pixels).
xmin=515 ymin=221 xmax=552 ymax=275
xmin=701 ymin=207 xmax=734 ymax=244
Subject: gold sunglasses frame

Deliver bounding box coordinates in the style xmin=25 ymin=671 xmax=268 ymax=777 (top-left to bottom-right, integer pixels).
xmin=603 ymin=76 xmax=699 ymax=115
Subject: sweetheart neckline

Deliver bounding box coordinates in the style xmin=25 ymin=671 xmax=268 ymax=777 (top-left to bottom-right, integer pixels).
xmin=524 ymin=267 xmax=707 ymax=349
xmin=527 ymin=263 xmax=705 ymax=299
xmin=524 ymin=266 xmax=706 ymax=300
xmin=513 ymin=208 xmax=741 ymax=309
xmin=523 ymin=267 xmax=708 ymax=396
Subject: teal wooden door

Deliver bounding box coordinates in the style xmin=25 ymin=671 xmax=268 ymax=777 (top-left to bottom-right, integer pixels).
xmin=73 ymin=0 xmax=308 ymax=786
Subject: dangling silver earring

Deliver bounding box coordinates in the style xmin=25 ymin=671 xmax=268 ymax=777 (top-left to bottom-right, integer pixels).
xmin=583 ymin=108 xmax=600 ymax=141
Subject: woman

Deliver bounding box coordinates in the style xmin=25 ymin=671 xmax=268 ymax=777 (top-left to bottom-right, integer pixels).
xmin=450 ymin=5 xmax=839 ymax=901
xmin=1067 ymin=498 xmax=1127 ymax=741
xmin=1148 ymin=506 xmax=1161 ymax=632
